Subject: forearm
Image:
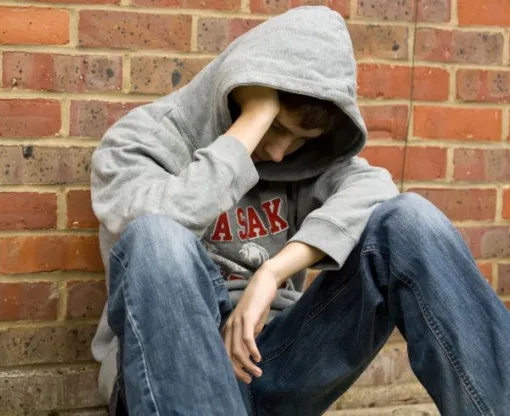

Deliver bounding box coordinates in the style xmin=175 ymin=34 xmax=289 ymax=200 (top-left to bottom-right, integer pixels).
xmin=262 ymin=242 xmax=326 ymax=286
xmin=226 ymin=111 xmax=275 ymax=154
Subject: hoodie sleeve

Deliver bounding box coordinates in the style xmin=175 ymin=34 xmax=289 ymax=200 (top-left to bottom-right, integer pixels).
xmin=91 ymin=106 xmax=259 ymax=237
xmin=288 ymin=157 xmax=399 ymax=269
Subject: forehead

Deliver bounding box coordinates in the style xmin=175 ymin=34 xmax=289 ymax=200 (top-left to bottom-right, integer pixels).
xmin=277 ymin=107 xmax=324 ymax=139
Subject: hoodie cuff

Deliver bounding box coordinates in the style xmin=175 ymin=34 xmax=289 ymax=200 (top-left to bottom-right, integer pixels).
xmin=288 ymin=216 xmax=357 ymax=270
xmin=208 ymin=135 xmax=259 ymax=198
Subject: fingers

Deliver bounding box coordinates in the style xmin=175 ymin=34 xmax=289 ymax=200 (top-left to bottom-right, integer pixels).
xmin=224 ymin=315 xmax=263 ymax=383
xmin=233 ymin=317 xmax=262 ymax=376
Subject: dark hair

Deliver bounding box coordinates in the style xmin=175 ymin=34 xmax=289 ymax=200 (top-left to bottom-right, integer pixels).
xmin=278 ymin=90 xmax=349 ymax=133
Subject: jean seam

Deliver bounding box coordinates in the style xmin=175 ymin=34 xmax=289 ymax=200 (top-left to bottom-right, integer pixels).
xmin=258 ymin=270 xmax=358 ymax=365
xmin=121 ymin=270 xmax=162 ymax=416
xmin=392 ymin=268 xmax=491 ymax=416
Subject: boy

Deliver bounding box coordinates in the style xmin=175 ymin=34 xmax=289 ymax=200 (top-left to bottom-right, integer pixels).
xmin=90 ymin=6 xmax=510 ymax=415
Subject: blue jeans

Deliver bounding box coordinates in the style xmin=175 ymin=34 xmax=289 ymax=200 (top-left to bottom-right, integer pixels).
xmin=107 ymin=193 xmax=510 ymax=416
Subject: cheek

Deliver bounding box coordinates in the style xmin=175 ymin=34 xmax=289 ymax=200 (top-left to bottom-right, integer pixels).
xmin=285 ymin=139 xmax=306 ymax=155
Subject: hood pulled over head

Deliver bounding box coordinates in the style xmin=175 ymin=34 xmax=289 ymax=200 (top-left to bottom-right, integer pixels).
xmin=175 ymin=6 xmax=366 ymax=181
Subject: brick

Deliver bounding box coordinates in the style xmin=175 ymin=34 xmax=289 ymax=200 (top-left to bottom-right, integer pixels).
xmin=503 ymin=189 xmax=510 ymax=219
xmin=70 ymin=101 xmax=144 ymax=138
xmin=409 ymin=188 xmax=497 ymax=221
xmin=356 ymin=345 xmax=415 ymax=386
xmin=360 ymin=105 xmax=408 ymax=140
xmin=3 ymin=52 xmax=122 ymax=93
xmin=197 ymin=18 xmax=262 ymax=53
xmin=415 ymin=29 xmax=504 ymax=65
xmin=0 ymin=99 xmax=61 ymax=137
xmin=0 ymin=324 xmax=96 ymax=366
xmin=0 ymin=282 xmax=58 ymax=321
xmin=361 ymin=146 xmax=447 ymax=182
xmin=459 ymin=0 xmax=510 ymax=26
xmin=0 ymin=7 xmax=69 ymax=45
xmin=134 ymin=0 xmax=240 ymax=10
xmin=250 ymin=0 xmax=349 ymax=16
xmin=348 ymin=24 xmax=408 ymax=60
xmin=67 ymin=190 xmax=99 ymax=229
xmin=405 ymin=147 xmax=447 ymax=181
xmin=459 ymin=226 xmax=510 ymax=259
xmin=334 ymin=383 xmax=431 ymax=410
xmin=456 ymin=70 xmax=510 ymax=103
xmin=0 ymin=192 xmax=57 ymax=230
xmin=359 ymin=146 xmax=404 ymax=181
xmin=79 ymin=10 xmax=191 ymax=50
xmin=358 ymin=0 xmax=450 ymax=22
xmin=0 ymin=146 xmax=94 ymax=185
xmin=66 ymin=280 xmax=106 ymax=318
xmin=413 ymin=106 xmax=502 ymax=141
xmin=453 ymin=149 xmax=510 ymax=182
xmin=32 ymin=0 xmax=117 ymax=3
xmin=0 ymin=235 xmax=103 ymax=274
xmin=358 ymin=64 xmax=449 ymax=101
xmin=498 ymin=264 xmax=510 ymax=295
xmin=131 ymin=56 xmax=211 ymax=94
xmin=0 ymin=367 xmax=104 ymax=411
xmin=477 ymin=262 xmax=493 ymax=286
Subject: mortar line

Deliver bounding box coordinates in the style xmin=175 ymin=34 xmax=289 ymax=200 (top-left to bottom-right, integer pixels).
xmin=450 ymin=0 xmax=459 ymax=25
xmin=502 ymin=108 xmax=509 ymax=141
xmin=0 ymin=229 xmax=98 ymax=237
xmin=240 ymin=0 xmax=250 ymax=14
xmin=60 ymin=98 xmax=71 ymax=137
xmin=56 ymin=280 xmax=68 ymax=321
xmin=445 ymin=148 xmax=454 ymax=182
xmin=448 ymin=66 xmax=457 ymax=102
xmin=0 ymin=138 xmax=100 ymax=146
xmin=0 ymin=184 xmax=91 ymax=192
xmin=122 ymin=53 xmax=131 ymax=94
xmin=191 ymin=15 xmax=199 ymax=52
xmin=57 ymin=187 xmax=68 ymax=230
xmin=68 ymin=7 xmax=79 ymax=47
xmin=496 ymin=188 xmax=504 ymax=222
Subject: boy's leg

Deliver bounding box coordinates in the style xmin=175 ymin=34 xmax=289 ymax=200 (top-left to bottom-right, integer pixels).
xmin=106 ymin=214 xmax=248 ymax=415
xmin=247 ymin=193 xmax=509 ymax=416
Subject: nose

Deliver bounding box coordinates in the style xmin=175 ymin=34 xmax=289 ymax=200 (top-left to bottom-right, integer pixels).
xmin=264 ymin=136 xmax=291 ymax=163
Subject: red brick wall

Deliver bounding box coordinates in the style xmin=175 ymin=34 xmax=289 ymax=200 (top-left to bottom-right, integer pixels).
xmin=0 ymin=0 xmax=508 ymax=413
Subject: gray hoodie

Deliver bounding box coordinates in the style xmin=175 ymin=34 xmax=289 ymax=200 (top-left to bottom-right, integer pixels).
xmin=90 ymin=6 xmax=399 ymax=401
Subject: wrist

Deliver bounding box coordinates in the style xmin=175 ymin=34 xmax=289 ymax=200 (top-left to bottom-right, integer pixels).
xmin=259 ymin=259 xmax=290 ymax=287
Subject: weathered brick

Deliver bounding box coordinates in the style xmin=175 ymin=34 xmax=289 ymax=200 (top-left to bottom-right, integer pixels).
xmin=359 ymin=146 xmax=404 ymax=181
xmin=413 ymin=106 xmax=502 ymax=141
xmin=358 ymin=64 xmax=449 ymax=101
xmin=498 ymin=264 xmax=510 ymax=295
xmin=70 ymin=101 xmax=144 ymax=138
xmin=358 ymin=146 xmax=447 ymax=182
xmin=66 ymin=280 xmax=106 ymax=319
xmin=405 ymin=147 xmax=447 ymax=181
xmin=360 ymin=105 xmax=408 ymax=140
xmin=409 ymin=188 xmax=497 ymax=221
xmin=459 ymin=226 xmax=510 ymax=259
xmin=355 ymin=345 xmax=415 ymax=386
xmin=32 ymin=0 xmax=117 ymax=3
xmin=503 ymin=189 xmax=510 ymax=219
xmin=130 ymin=56 xmax=211 ymax=94
xmin=0 ymin=367 xmax=105 ymax=411
xmin=59 ymin=410 xmax=108 ymax=416
xmin=0 ymin=235 xmax=103 ymax=274
xmin=0 ymin=192 xmax=57 ymax=230
xmin=3 ymin=52 xmax=122 ymax=93
xmin=0 ymin=6 xmax=69 ymax=45
xmin=197 ymin=17 xmax=262 ymax=53
xmin=357 ymin=0 xmax=450 ymax=22
xmin=67 ymin=190 xmax=99 ymax=229
xmin=477 ymin=262 xmax=493 ymax=286
xmin=456 ymin=69 xmax=510 ymax=103
xmin=415 ymin=29 xmax=504 ymax=65
xmin=453 ymin=149 xmax=510 ymax=182
xmin=250 ymin=0 xmax=349 ymax=16
xmin=134 ymin=0 xmax=240 ymax=10
xmin=79 ymin=10 xmax=191 ymax=50
xmin=0 ymin=146 xmax=94 ymax=185
xmin=0 ymin=324 xmax=96 ymax=366
xmin=0 ymin=99 xmax=61 ymax=137
xmin=458 ymin=0 xmax=510 ymax=26
xmin=0 ymin=282 xmax=58 ymax=321
xmin=348 ymin=24 xmax=408 ymax=60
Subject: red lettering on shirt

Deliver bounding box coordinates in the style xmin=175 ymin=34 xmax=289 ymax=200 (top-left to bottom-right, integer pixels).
xmin=261 ymin=198 xmax=289 ymax=234
xmin=236 ymin=208 xmax=248 ymax=241
xmin=210 ymin=212 xmax=233 ymax=242
xmin=246 ymin=206 xmax=269 ymax=239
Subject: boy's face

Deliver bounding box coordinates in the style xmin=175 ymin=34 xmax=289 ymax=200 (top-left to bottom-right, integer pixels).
xmin=252 ymin=107 xmax=324 ymax=163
